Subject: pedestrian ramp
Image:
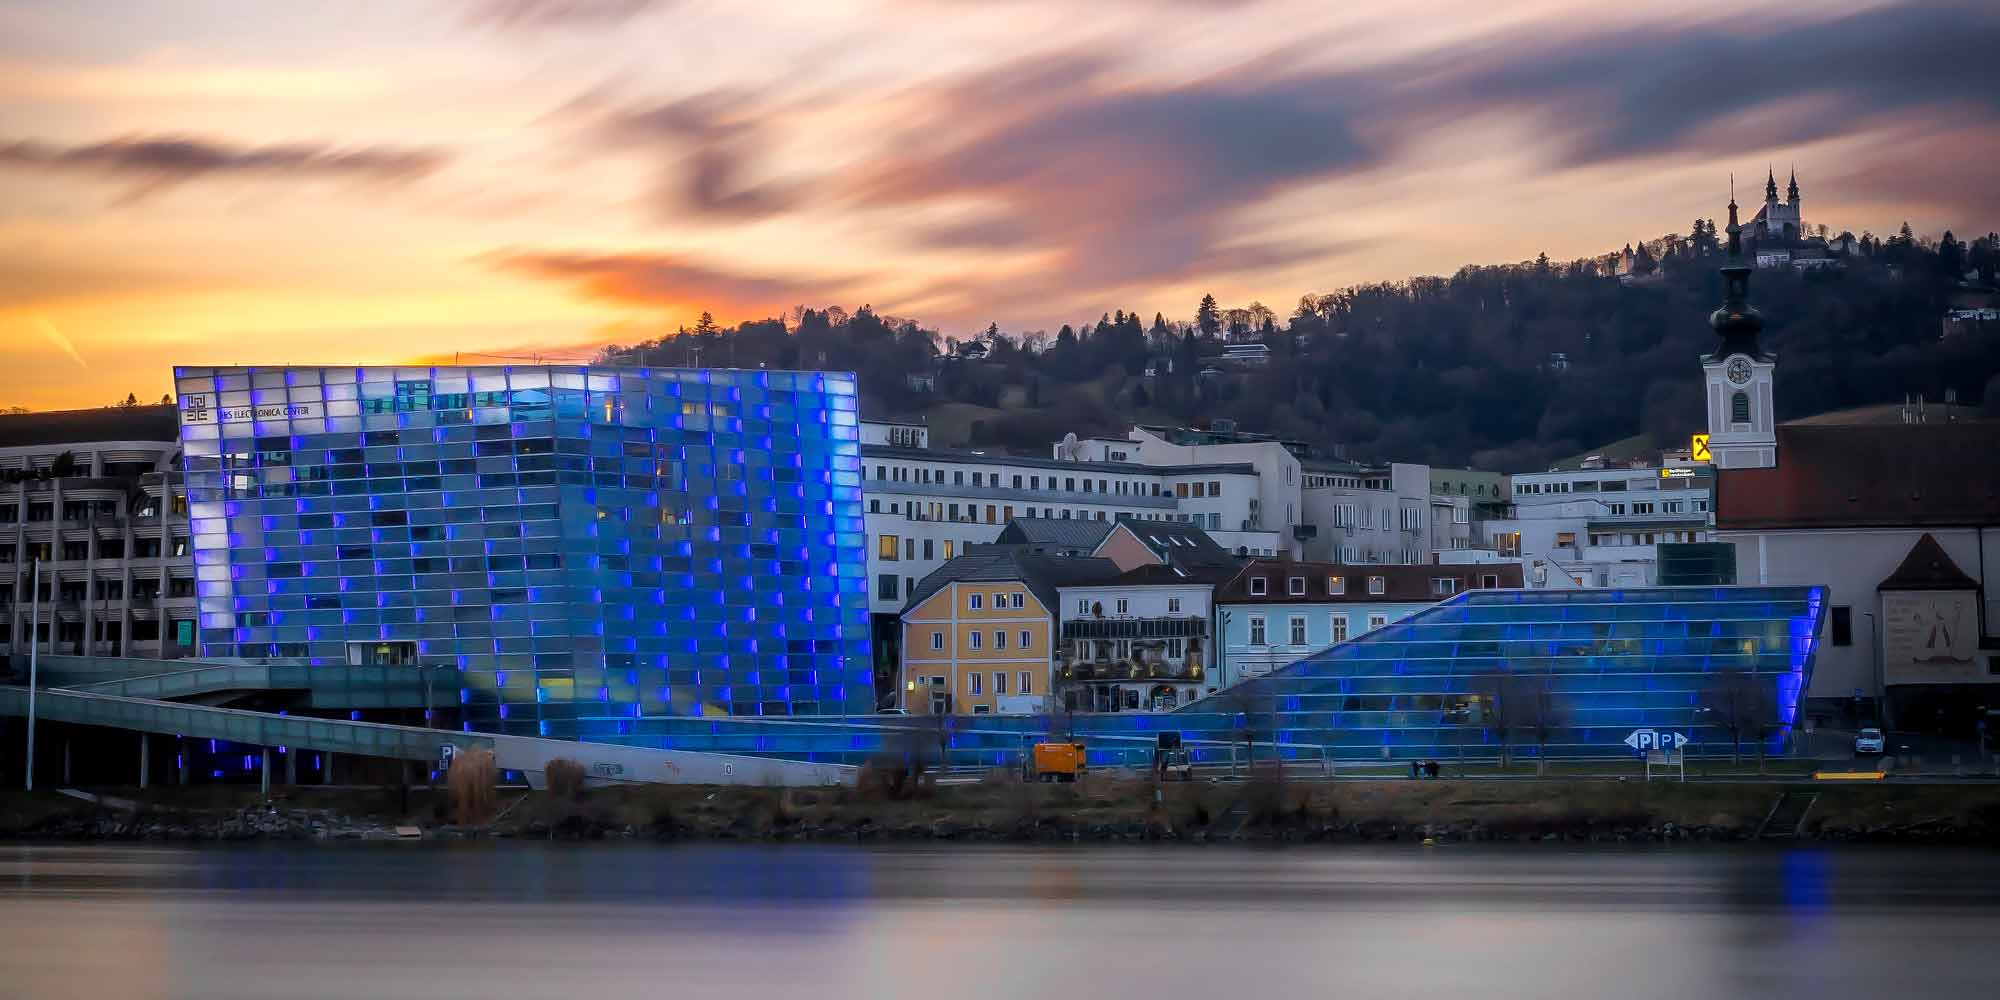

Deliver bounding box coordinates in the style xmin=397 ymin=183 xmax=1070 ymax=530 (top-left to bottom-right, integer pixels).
xmin=0 ymin=685 xmax=854 ymax=787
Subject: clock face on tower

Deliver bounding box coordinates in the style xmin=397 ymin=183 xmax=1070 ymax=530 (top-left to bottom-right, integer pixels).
xmin=1725 ymin=357 xmax=1753 ymax=385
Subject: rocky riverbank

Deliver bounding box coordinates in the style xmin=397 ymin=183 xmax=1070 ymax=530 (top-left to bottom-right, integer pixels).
xmin=5 ymin=778 xmax=1999 ymax=846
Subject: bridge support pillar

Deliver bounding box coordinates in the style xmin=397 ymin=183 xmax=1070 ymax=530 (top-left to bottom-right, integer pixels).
xmin=177 ymin=738 xmax=188 ymax=785
xmin=324 ymin=752 xmax=335 ymax=786
xmin=139 ymin=733 xmax=149 ymax=789
xmin=260 ymin=749 xmax=270 ymax=797
xmin=62 ymin=739 xmax=71 ymax=786
xmin=285 ymin=748 xmax=297 ymax=787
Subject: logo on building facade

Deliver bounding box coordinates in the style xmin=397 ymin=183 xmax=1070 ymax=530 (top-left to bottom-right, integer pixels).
xmin=178 ymin=393 xmax=319 ymax=426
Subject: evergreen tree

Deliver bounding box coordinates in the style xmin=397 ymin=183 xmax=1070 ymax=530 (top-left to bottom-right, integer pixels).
xmin=1195 ymin=294 xmax=1220 ymax=336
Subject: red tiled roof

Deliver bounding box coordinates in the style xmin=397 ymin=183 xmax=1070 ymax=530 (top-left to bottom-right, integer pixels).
xmin=1215 ymin=559 xmax=1523 ymax=604
xmin=1716 ymin=423 xmax=2000 ymax=531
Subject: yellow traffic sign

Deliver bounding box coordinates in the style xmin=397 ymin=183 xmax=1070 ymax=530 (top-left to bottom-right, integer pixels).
xmin=1690 ymin=433 xmax=1711 ymax=462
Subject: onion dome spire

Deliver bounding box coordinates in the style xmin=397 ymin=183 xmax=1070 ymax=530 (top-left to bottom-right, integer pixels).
xmin=1710 ymin=186 xmax=1766 ymax=360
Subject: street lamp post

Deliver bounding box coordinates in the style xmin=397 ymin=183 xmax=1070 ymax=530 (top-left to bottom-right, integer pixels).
xmin=25 ymin=560 xmax=39 ymax=791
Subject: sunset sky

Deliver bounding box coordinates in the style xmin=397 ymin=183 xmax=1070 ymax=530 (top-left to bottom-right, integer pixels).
xmin=3 ymin=0 xmax=1997 ymax=410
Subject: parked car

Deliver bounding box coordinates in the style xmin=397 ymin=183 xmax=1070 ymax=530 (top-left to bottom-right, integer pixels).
xmin=1854 ymin=727 xmax=1886 ymax=754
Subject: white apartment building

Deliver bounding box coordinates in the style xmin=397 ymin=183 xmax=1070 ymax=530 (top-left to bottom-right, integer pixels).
xmin=1466 ymin=461 xmax=1715 ymax=588
xmin=862 ymin=433 xmax=1279 ymax=616
xmin=1065 ymin=424 xmax=1306 ymax=558
xmin=1299 ymin=461 xmax=1460 ymax=565
xmin=1 ymin=406 xmax=197 ymax=663
xmin=1055 ymin=577 xmax=1216 ymax=712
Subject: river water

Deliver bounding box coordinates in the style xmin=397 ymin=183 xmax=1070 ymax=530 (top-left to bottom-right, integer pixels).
xmin=2 ymin=843 xmax=1996 ymax=999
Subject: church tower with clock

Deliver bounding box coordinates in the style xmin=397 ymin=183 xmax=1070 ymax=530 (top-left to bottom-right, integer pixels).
xmin=1702 ymin=190 xmax=1778 ymax=469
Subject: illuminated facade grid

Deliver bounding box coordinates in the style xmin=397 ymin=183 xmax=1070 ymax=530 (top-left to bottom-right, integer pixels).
xmin=174 ymin=365 xmax=871 ymax=739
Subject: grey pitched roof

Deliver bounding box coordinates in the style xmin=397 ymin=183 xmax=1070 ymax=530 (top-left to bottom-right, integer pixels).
xmin=0 ymin=405 xmax=179 ymax=449
xmin=903 ymin=551 xmax=1124 ymax=616
xmin=1106 ymin=518 xmax=1242 ymax=572
xmin=993 ymin=516 xmax=1116 ymax=551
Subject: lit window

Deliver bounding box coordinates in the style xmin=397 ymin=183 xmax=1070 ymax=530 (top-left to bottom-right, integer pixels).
xmin=878 ymin=534 xmax=899 ymax=561
xmin=1328 ymin=576 xmax=1345 ymax=595
xmin=1367 ymin=576 xmax=1385 ymax=595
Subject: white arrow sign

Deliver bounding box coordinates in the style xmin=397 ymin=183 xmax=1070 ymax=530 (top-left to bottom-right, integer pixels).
xmin=1624 ymin=729 xmax=1689 ymax=752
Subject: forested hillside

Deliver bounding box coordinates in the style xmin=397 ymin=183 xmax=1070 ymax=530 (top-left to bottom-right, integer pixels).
xmin=600 ymin=228 xmax=2000 ymax=470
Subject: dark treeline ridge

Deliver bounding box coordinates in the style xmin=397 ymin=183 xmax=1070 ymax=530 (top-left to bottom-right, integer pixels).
xmin=600 ymin=226 xmax=2000 ymax=471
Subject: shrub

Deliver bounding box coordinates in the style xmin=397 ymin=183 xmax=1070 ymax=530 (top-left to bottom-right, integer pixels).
xmin=543 ymin=757 xmax=587 ymax=800
xmin=446 ymin=748 xmax=498 ymax=825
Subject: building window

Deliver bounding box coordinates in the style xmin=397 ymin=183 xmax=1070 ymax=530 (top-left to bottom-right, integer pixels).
xmin=1167 ymin=597 xmax=1181 ymax=613
xmin=931 ymin=675 xmax=946 ymax=688
xmin=1367 ymin=576 xmax=1385 ymax=595
xmin=995 ymin=671 xmax=1008 ymax=694
xmin=1019 ymin=670 xmax=1032 ymax=694
xmin=1368 ymin=613 xmax=1388 ymax=631
xmin=969 ymin=672 xmax=982 ymax=694
xmin=1481 ymin=574 xmax=1500 ymax=589
xmin=1831 ymin=606 xmax=1853 ymax=647
xmin=943 ymin=541 xmax=954 ymax=560
xmin=1331 ymin=615 xmax=1348 ymax=642
xmin=905 ymin=538 xmax=916 ymax=559
xmin=1115 ymin=598 xmax=1129 ymax=615
xmin=1249 ymin=616 xmax=1266 ymax=646
xmin=1249 ymin=577 xmax=1268 ymax=596
xmin=1020 ymin=630 xmax=1032 ymax=650
xmin=969 ymin=631 xmax=983 ymax=649
xmin=930 ymin=631 xmax=945 ymax=651
xmin=1078 ymin=598 xmax=1090 ymax=614
xmin=878 ymin=574 xmax=899 ymax=600
xmin=923 ymin=539 xmax=934 ymax=560
xmin=1289 ymin=616 xmax=1307 ymax=646
xmin=993 ymin=630 xmax=1007 ymax=650
xmin=1731 ymin=390 xmax=1751 ymax=424
xmin=1010 ymin=593 xmax=1024 ymax=609
xmin=1556 ymin=532 xmax=1578 ymax=547
xmin=1432 ymin=578 xmax=1458 ymax=596
xmin=1632 ymin=502 xmax=1655 ymax=516
xmin=1326 ymin=575 xmax=1346 ymax=596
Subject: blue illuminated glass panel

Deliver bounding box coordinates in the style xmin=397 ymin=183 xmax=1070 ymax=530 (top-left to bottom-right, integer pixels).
xmin=176 ymin=364 xmax=872 ymax=737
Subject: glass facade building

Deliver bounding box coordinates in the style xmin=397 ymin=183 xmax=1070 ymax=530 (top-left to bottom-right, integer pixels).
xmin=1182 ymin=585 xmax=1827 ymax=760
xmin=470 ymin=586 xmax=1827 ymax=765
xmin=174 ymin=365 xmax=872 ymax=740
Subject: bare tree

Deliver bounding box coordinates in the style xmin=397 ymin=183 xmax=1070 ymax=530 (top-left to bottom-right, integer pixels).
xmin=1215 ymin=679 xmax=1279 ymax=774
xmin=1474 ymin=672 xmax=1561 ymax=768
xmin=1701 ymin=669 xmax=1776 ymax=765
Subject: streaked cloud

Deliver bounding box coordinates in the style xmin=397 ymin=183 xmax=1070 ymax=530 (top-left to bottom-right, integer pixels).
xmin=464 ymin=0 xmax=678 ymax=30
xmin=0 ymin=134 xmax=448 ymax=200
xmin=482 ymin=248 xmax=862 ymax=318
xmin=35 ymin=317 xmax=88 ymax=368
xmin=4 ymin=0 xmax=1998 ymax=410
